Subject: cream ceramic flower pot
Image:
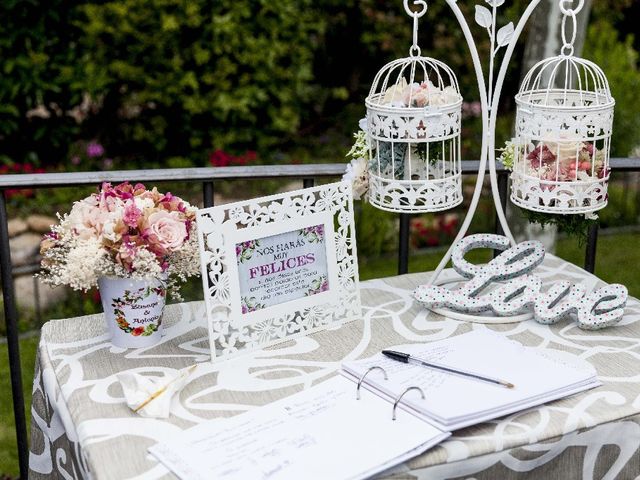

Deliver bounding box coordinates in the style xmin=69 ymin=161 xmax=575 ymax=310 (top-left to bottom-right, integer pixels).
xmin=98 ymin=277 xmax=166 ymax=348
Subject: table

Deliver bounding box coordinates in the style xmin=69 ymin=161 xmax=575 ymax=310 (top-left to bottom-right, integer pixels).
xmin=29 ymin=255 xmax=640 ymax=480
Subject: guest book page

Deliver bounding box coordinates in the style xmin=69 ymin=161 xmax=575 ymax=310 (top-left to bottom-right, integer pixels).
xmin=149 ymin=376 xmax=449 ymax=480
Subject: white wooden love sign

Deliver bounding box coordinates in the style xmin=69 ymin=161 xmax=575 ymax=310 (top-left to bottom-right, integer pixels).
xmin=413 ymin=234 xmax=627 ymax=330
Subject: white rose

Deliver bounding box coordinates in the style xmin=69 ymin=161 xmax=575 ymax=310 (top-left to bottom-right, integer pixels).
xmin=134 ymin=197 xmax=155 ymax=210
xmin=383 ymin=78 xmax=408 ymax=105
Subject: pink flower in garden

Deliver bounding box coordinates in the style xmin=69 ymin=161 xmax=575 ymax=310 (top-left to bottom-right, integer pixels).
xmin=123 ymin=202 xmax=142 ymax=228
xmin=86 ymin=142 xmax=104 ymax=158
xmin=71 ymin=156 xmax=81 ymax=165
xmin=462 ymin=101 xmax=482 ymax=118
xmin=209 ymin=149 xmax=258 ymax=167
xmin=143 ymin=210 xmax=188 ymax=255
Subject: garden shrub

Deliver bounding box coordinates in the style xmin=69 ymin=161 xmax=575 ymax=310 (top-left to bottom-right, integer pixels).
xmin=78 ymin=0 xmax=326 ymax=160
xmin=0 ymin=0 xmax=84 ymax=168
xmin=584 ymin=20 xmax=640 ymax=157
xmin=0 ymin=0 xmax=326 ymax=168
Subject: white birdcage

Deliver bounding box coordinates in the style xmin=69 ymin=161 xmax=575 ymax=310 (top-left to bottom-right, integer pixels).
xmin=365 ymin=2 xmax=463 ymax=213
xmin=510 ymin=5 xmax=614 ymax=214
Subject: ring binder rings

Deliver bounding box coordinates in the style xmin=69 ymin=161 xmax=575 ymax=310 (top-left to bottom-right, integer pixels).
xmin=355 ymin=365 xmax=427 ymax=420
xmin=342 ymin=331 xmax=601 ymax=430
xmin=392 ymin=386 xmax=426 ymax=421
xmin=356 ymin=366 xmax=388 ymax=400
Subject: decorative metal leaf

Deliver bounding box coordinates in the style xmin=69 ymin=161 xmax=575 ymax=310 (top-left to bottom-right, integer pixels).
xmin=474 ymin=5 xmax=493 ymax=29
xmin=497 ymin=22 xmax=515 ymax=47
xmin=485 ymin=0 xmax=505 ymax=6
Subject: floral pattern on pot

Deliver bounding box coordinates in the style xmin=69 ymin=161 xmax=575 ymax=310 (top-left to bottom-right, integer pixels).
xmin=111 ymin=285 xmax=166 ymax=335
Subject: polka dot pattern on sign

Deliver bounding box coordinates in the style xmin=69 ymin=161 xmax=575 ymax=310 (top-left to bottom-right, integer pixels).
xmin=413 ymin=233 xmax=628 ymax=329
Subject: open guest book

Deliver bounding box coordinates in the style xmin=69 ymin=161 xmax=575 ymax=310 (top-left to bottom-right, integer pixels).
xmin=341 ymin=329 xmax=601 ymax=431
xmin=150 ymin=330 xmax=600 ymax=480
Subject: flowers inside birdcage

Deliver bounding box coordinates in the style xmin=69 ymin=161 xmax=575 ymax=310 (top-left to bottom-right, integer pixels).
xmin=499 ymin=138 xmax=601 ymax=243
xmin=501 ymin=138 xmax=608 ymax=184
xmin=381 ymin=78 xmax=460 ymax=108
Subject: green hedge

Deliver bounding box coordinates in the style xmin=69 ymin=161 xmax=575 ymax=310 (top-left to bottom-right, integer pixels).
xmin=0 ymin=0 xmax=637 ymax=170
xmin=1 ymin=0 xmax=327 ymax=168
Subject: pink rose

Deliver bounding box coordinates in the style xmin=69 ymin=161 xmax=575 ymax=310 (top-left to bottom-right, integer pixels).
xmin=143 ymin=210 xmax=187 ymax=254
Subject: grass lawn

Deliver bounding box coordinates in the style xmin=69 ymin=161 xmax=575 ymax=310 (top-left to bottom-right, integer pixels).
xmin=0 ymin=335 xmax=38 ymax=478
xmin=0 ymin=232 xmax=638 ymax=477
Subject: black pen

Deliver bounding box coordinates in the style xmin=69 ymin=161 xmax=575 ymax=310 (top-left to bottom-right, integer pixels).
xmin=382 ymin=350 xmax=515 ymax=388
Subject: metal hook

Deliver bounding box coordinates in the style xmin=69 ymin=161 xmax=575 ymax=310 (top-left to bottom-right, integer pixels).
xmin=356 ymin=366 xmax=388 ymax=400
xmin=392 ymin=386 xmax=426 ymax=420
xmin=403 ymin=0 xmax=428 ymax=18
xmin=404 ymin=0 xmax=427 ymax=57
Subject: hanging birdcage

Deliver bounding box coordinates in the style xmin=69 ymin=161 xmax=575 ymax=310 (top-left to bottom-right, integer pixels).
xmin=510 ymin=5 xmax=614 ymax=214
xmin=365 ymin=2 xmax=463 ymax=213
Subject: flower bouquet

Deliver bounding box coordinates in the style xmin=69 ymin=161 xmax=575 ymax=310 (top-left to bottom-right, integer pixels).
xmin=499 ymin=138 xmax=605 ymax=242
xmin=502 ymin=137 xmax=608 ymax=211
xmin=39 ymin=182 xmax=200 ymax=348
xmin=502 ymin=139 xmax=608 ymax=185
xmin=381 ymin=78 xmax=459 ymax=109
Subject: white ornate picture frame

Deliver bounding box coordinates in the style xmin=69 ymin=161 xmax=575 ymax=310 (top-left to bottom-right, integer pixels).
xmin=196 ymin=181 xmax=361 ymax=362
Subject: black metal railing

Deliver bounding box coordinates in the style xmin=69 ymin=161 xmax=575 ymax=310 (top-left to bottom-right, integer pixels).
xmin=1 ymin=158 xmax=639 ymax=478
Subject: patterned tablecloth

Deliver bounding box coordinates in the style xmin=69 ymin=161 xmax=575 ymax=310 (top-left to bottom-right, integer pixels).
xmin=29 ymin=255 xmax=640 ymax=480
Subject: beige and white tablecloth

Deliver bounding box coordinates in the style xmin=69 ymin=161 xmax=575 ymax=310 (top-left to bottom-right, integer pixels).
xmin=29 ymin=255 xmax=640 ymax=479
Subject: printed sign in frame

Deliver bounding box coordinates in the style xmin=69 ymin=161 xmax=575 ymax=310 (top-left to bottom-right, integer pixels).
xmin=196 ymin=182 xmax=361 ymax=361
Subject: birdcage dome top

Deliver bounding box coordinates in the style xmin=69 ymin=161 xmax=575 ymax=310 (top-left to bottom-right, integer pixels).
xmin=366 ymin=56 xmax=463 ymax=112
xmin=516 ymin=55 xmax=614 ymax=112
